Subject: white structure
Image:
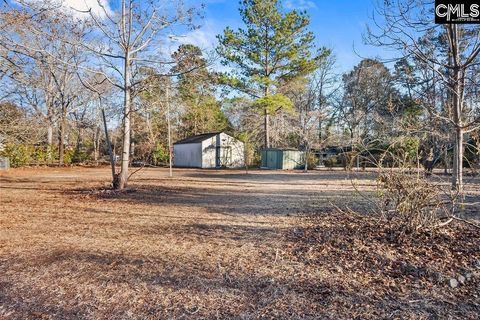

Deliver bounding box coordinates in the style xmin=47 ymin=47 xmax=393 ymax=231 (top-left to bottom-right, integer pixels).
xmin=173 ymin=132 xmax=244 ymax=168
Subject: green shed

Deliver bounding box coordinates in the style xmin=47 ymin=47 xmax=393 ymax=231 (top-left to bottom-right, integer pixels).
xmin=260 ymin=148 xmax=305 ymax=170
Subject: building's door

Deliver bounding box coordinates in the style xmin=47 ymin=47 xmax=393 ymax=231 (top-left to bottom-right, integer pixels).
xmin=267 ymin=150 xmax=278 ymax=169
xmin=216 ymin=146 xmax=232 ymax=167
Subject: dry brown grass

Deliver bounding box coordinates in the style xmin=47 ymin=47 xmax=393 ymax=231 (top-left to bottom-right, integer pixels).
xmin=0 ymin=167 xmax=479 ymax=319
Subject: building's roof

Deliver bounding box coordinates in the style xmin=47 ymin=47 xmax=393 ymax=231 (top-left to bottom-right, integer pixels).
xmin=173 ymin=132 xmax=222 ymax=145
xmin=262 ymin=148 xmax=302 ymax=152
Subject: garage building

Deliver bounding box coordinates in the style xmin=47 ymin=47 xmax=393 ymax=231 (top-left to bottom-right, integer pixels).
xmin=173 ymin=132 xmax=244 ymax=168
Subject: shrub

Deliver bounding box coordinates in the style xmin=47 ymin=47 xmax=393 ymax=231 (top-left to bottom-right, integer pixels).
xmin=0 ymin=144 xmax=34 ymax=167
xmin=323 ymin=156 xmax=338 ymax=168
xmin=71 ymin=148 xmax=89 ymax=163
xmin=62 ymin=147 xmax=75 ymax=164
xmin=251 ymin=150 xmax=262 ymax=167
xmin=153 ymin=143 xmax=169 ymax=165
xmin=306 ymin=153 xmax=317 ymax=170
xmin=377 ymin=171 xmax=450 ymax=235
xmin=33 ymin=146 xmax=49 ymax=163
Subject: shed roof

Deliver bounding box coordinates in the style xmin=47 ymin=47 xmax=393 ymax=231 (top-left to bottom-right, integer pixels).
xmin=173 ymin=132 xmax=221 ymax=145
xmin=262 ymin=148 xmax=302 ymax=152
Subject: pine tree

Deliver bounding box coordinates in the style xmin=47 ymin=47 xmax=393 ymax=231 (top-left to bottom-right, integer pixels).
xmin=217 ymin=0 xmax=322 ymax=148
xmin=172 ymin=44 xmax=229 ymax=137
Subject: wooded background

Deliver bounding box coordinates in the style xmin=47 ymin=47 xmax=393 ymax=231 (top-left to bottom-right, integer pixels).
xmin=0 ymin=0 xmax=478 ymax=191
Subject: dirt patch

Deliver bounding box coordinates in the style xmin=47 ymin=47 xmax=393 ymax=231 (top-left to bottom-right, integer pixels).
xmin=0 ymin=167 xmax=479 ymax=319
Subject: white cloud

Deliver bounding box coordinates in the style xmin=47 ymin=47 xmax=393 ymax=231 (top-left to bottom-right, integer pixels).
xmin=174 ymin=29 xmax=214 ymax=50
xmin=172 ymin=21 xmax=219 ymax=50
xmin=63 ymin=0 xmax=112 ymax=17
xmin=25 ymin=0 xmax=112 ymax=19
xmin=160 ymin=19 xmax=230 ymax=73
xmin=161 ymin=19 xmax=220 ymax=58
xmin=284 ymin=0 xmax=317 ymax=10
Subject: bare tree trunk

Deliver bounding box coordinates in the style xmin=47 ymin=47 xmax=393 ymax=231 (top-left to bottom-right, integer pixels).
xmin=47 ymin=104 xmax=54 ymax=163
xmin=118 ymin=44 xmax=131 ymax=189
xmin=451 ymin=65 xmax=464 ymax=193
xmin=318 ymin=120 xmax=322 ymax=142
xmin=118 ymin=85 xmax=131 ymax=189
xmin=130 ymin=113 xmax=135 ymax=159
xmin=166 ymin=85 xmax=173 ymax=177
xmin=47 ymin=122 xmax=53 ymax=163
xmin=452 ymin=126 xmax=463 ymax=192
xmin=449 ymin=24 xmax=465 ymax=193
xmin=451 ymin=87 xmax=464 ymax=193
xmin=356 ymin=151 xmax=360 ymax=171
xmin=58 ymin=108 xmax=66 ymax=165
xmin=350 ymin=128 xmax=355 ymax=171
xmin=244 ymin=138 xmax=249 ymax=174
xmin=102 ymin=108 xmax=117 ymax=188
xmin=264 ymin=110 xmax=270 ymax=148
xmin=93 ymin=131 xmax=98 ymax=162
xmin=264 ymin=80 xmax=270 ymax=149
xmin=304 ymin=144 xmax=309 ymax=173
xmin=444 ymin=145 xmax=448 ymax=175
xmin=93 ymin=124 xmax=101 ymax=163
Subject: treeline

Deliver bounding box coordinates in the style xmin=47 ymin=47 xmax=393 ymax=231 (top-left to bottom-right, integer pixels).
xmin=0 ymin=0 xmax=478 ymax=191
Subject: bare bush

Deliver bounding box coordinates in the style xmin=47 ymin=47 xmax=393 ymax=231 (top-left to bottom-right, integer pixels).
xmin=345 ymin=140 xmax=460 ymax=237
xmin=376 ymin=171 xmax=452 ymax=235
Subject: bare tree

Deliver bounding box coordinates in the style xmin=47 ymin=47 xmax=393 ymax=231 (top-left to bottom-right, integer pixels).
xmin=313 ymin=54 xmax=339 ymax=144
xmin=0 ymin=101 xmax=44 ymax=145
xmin=0 ymin=3 xmax=88 ymax=164
xmin=138 ymin=71 xmax=176 ymax=175
xmin=0 ymin=7 xmax=57 ymax=158
xmin=367 ymin=0 xmax=480 ymax=192
xmin=68 ymin=0 xmax=197 ymax=188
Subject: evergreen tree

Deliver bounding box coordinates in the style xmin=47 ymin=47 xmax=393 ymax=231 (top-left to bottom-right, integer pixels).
xmin=217 ymin=0 xmax=323 ymax=148
xmin=172 ymin=44 xmax=229 ymax=137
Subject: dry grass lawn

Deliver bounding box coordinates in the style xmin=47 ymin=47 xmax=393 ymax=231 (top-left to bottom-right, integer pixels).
xmin=0 ymin=167 xmax=479 ymax=319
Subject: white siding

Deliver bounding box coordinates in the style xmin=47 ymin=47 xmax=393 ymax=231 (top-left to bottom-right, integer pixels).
xmin=201 ymin=136 xmax=217 ymax=168
xmin=219 ymin=132 xmax=244 ymax=168
xmin=174 ymin=133 xmax=245 ymax=168
xmin=173 ymin=143 xmax=202 ymax=167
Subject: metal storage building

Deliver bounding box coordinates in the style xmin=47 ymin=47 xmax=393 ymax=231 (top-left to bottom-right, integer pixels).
xmin=173 ymin=132 xmax=244 ymax=168
xmin=261 ymin=148 xmax=305 ymax=170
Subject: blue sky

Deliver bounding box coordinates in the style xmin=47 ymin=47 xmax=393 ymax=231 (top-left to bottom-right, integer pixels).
xmin=39 ymin=0 xmax=396 ymax=73
xmin=179 ymin=0 xmax=390 ymax=73
xmin=43 ymin=0 xmax=393 ymax=73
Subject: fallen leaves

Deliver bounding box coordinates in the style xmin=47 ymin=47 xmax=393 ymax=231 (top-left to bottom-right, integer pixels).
xmin=286 ymin=210 xmax=480 ymax=318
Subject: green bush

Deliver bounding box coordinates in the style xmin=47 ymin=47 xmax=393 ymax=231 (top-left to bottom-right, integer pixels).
xmin=71 ymin=148 xmax=89 ymax=163
xmin=0 ymin=144 xmax=33 ymax=167
xmin=62 ymin=148 xmax=74 ymax=164
xmin=0 ymin=143 xmax=96 ymax=166
xmin=153 ymin=143 xmax=169 ymax=165
xmin=33 ymin=147 xmax=50 ymax=163
xmin=306 ymin=153 xmax=317 ymax=170
xmin=251 ymin=150 xmax=262 ymax=167
xmin=391 ymin=137 xmax=420 ymax=165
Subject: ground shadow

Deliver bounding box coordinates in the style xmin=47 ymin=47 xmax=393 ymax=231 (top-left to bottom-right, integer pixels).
xmin=84 ymin=184 xmax=371 ymax=216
